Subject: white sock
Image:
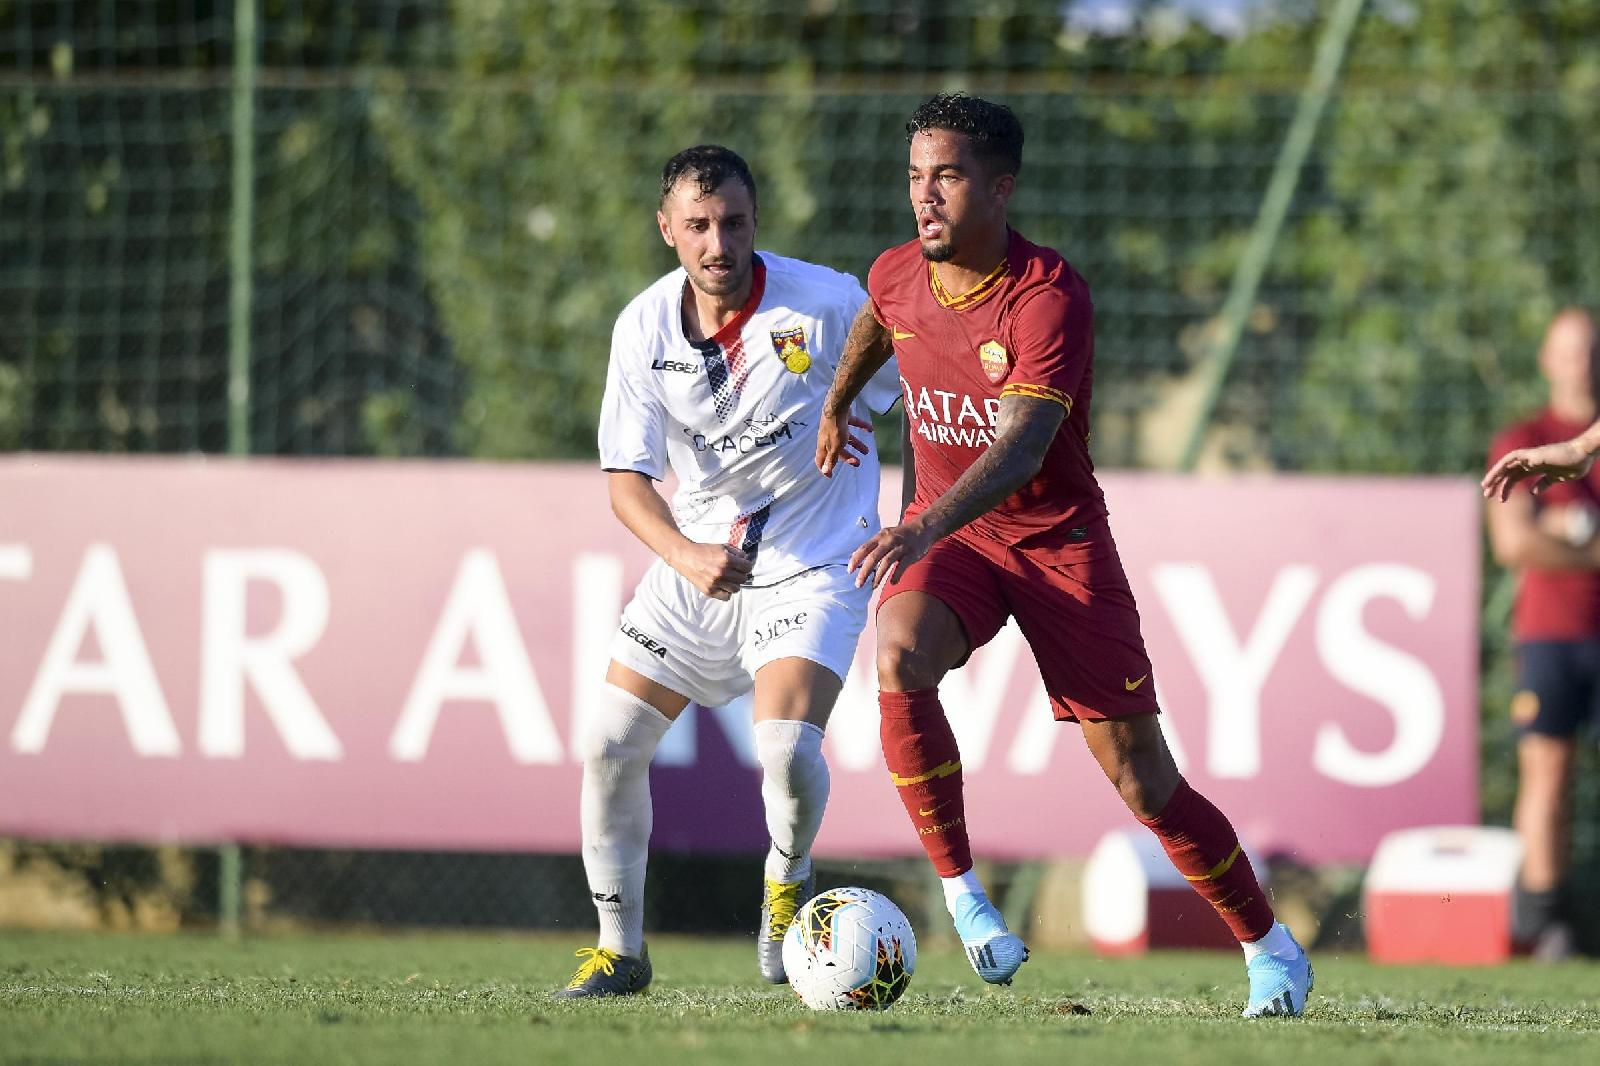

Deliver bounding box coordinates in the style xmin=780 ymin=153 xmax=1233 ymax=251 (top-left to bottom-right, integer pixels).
xmin=754 ymin=719 xmax=830 ymax=884
xmin=1241 ymin=921 xmax=1300 ymax=961
xmin=578 ymin=684 xmax=673 ymax=957
xmin=941 ymin=868 xmax=986 ymax=913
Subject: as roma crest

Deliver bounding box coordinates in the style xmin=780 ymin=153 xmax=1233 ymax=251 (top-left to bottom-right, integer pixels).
xmin=770 ymin=327 xmax=811 ymax=374
xmin=978 ymin=339 xmax=1009 ymax=383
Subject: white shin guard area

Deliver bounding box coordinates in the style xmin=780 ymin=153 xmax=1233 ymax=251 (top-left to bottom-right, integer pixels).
xmin=755 ymin=719 xmax=830 ymax=884
xmin=577 ymin=683 xmax=673 ymax=956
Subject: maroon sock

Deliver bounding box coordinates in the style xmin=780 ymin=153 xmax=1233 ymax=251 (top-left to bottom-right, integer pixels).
xmin=1138 ymin=778 xmax=1275 ymax=942
xmin=879 ymin=688 xmax=971 ymax=877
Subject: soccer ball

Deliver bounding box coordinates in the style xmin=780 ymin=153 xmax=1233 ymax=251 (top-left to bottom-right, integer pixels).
xmin=782 ymin=886 xmax=916 ymax=1011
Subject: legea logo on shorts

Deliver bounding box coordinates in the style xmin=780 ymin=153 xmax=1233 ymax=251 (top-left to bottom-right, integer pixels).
xmin=619 ymin=621 xmax=669 ymax=658
xmin=752 ymin=611 xmax=808 ymax=649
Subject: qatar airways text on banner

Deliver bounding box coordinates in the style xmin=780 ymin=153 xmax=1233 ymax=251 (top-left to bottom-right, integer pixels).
xmin=0 ymin=457 xmax=1478 ymax=863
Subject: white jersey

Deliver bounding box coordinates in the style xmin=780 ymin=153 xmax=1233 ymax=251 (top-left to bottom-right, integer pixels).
xmin=599 ymin=252 xmax=901 ymax=585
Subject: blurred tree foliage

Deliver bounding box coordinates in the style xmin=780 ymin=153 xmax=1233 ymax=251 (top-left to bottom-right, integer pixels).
xmin=2 ymin=0 xmax=1599 ymax=467
xmin=0 ymin=0 xmax=455 ymax=455
xmin=1265 ymin=0 xmax=1600 ymax=472
xmin=366 ymin=3 xmax=824 ymax=458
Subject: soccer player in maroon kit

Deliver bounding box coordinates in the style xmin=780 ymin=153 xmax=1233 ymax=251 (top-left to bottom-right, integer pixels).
xmin=1483 ymin=308 xmax=1600 ymax=959
xmin=816 ymin=94 xmax=1312 ymax=1016
xmin=1484 ymin=314 xmax=1600 ymax=501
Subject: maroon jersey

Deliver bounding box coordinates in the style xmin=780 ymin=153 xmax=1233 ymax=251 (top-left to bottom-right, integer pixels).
xmin=868 ymin=229 xmax=1105 ymax=561
xmin=1489 ymin=408 xmax=1600 ymax=641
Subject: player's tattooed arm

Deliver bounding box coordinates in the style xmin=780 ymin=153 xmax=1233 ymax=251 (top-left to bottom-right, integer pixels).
xmin=915 ymin=392 xmax=1064 ymax=538
xmin=608 ymin=471 xmax=752 ymax=600
xmin=849 ymin=393 xmax=1065 ymax=588
xmin=817 ymin=304 xmax=895 ymax=478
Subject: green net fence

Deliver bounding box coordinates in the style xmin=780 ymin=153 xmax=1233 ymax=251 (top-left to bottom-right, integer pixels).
xmin=4 ymin=0 xmax=1600 ymax=937
xmin=7 ymin=0 xmax=1599 ymax=468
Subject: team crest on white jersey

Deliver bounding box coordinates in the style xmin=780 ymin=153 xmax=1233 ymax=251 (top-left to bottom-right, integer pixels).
xmin=770 ymin=327 xmax=812 ymax=374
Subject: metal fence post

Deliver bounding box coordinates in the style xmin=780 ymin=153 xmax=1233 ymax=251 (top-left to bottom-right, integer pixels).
xmin=220 ymin=0 xmax=257 ymax=936
xmin=219 ymin=843 xmax=243 ymax=937
xmin=228 ymin=0 xmax=257 ymax=458
xmin=1175 ymin=0 xmax=1367 ymax=472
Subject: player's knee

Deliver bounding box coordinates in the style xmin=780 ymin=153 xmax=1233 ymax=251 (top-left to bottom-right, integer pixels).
xmin=754 ymin=719 xmax=827 ymax=780
xmin=754 ymin=720 xmax=830 ymax=822
xmin=578 ymin=688 xmax=669 ymax=779
xmin=1111 ymin=759 xmax=1179 ymax=821
xmin=875 ymin=639 xmax=941 ymax=690
xmin=1116 ymin=777 xmax=1163 ymax=821
xmin=576 ymin=728 xmax=640 ymax=781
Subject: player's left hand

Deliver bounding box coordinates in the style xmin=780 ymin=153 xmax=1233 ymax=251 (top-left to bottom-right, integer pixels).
xmin=815 ymin=415 xmax=874 ymax=478
xmin=1482 ymin=440 xmax=1595 ymax=501
xmin=849 ymin=517 xmax=935 ymax=589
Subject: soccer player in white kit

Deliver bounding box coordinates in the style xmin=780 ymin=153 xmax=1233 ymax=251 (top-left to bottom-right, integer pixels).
xmin=556 ymin=146 xmax=901 ymax=998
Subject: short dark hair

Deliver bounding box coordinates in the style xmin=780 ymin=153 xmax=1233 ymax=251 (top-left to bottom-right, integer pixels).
xmin=659 ymin=145 xmax=758 ymax=209
xmin=906 ymin=93 xmax=1024 ymax=176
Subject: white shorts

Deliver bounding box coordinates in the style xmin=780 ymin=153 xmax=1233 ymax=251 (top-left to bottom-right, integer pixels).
xmin=609 ymin=561 xmax=871 ymax=709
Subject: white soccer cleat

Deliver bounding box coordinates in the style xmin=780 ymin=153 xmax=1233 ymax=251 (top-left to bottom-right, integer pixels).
xmin=951 ymin=892 xmax=1029 ymax=985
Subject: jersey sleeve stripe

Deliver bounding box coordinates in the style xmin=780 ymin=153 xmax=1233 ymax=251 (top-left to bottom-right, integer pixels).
xmin=1000 ymin=382 xmax=1073 ymax=414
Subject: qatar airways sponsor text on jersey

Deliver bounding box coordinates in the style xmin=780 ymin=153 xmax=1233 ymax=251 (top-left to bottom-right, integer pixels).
xmin=598 ymin=252 xmax=901 ymax=584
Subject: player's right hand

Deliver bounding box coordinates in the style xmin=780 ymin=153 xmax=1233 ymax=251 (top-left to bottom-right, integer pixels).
xmin=815 ymin=414 xmax=874 ymax=478
xmin=670 ymin=542 xmax=753 ymax=601
xmin=849 ymin=517 xmax=935 ymax=589
xmin=1482 ymin=440 xmax=1595 ymax=501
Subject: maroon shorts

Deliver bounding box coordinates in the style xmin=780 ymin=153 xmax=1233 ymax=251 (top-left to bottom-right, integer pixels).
xmin=879 ymin=533 xmax=1159 ymax=722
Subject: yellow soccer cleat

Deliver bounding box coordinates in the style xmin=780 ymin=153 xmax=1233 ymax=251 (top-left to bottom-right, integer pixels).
xmin=758 ymin=873 xmax=815 ymax=983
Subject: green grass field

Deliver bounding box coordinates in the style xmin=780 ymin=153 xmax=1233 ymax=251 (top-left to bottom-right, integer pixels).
xmin=2 ymin=930 xmax=1597 ymax=1066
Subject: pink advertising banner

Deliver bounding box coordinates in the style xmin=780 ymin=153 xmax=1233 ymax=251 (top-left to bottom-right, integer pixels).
xmin=0 ymin=456 xmax=1479 ymax=864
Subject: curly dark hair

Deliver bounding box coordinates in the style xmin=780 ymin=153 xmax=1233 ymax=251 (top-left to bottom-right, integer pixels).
xmin=659 ymin=145 xmax=758 ymax=208
xmin=905 ymin=93 xmax=1024 ymax=176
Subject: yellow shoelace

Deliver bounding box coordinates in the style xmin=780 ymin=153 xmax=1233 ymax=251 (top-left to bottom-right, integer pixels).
xmin=763 ymin=879 xmax=803 ymax=941
xmin=565 ymin=946 xmax=620 ymax=989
